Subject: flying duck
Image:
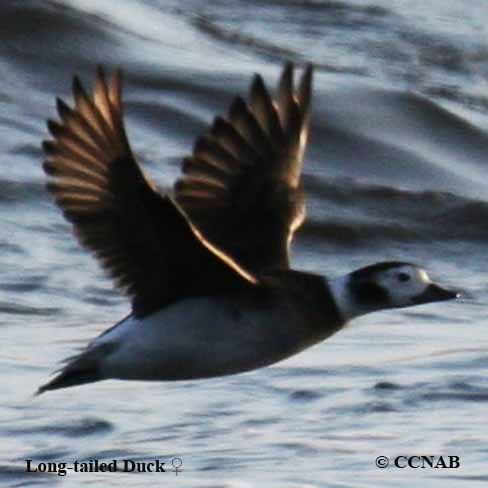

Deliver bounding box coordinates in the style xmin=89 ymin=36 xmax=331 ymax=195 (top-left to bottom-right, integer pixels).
xmin=37 ymin=63 xmax=457 ymax=394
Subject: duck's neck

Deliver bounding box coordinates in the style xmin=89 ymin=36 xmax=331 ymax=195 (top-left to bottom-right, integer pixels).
xmin=328 ymin=274 xmax=365 ymax=322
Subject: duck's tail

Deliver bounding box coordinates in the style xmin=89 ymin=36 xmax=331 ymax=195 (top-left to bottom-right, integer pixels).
xmin=36 ymin=343 xmax=114 ymax=395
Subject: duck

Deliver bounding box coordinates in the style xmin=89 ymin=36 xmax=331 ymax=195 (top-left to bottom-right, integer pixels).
xmin=37 ymin=63 xmax=458 ymax=394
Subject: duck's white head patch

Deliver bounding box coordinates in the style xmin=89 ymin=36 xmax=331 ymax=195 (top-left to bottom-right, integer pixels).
xmin=331 ymin=261 xmax=458 ymax=321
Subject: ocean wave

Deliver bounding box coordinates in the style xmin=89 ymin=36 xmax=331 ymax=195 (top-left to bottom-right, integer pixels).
xmin=303 ymin=176 xmax=488 ymax=244
xmin=0 ymin=179 xmax=47 ymax=204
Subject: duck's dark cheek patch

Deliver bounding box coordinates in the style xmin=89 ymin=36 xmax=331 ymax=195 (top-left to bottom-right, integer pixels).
xmin=351 ymin=282 xmax=389 ymax=307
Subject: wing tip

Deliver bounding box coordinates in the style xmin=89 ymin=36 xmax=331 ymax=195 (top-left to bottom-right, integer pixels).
xmin=46 ymin=118 xmax=62 ymax=137
xmin=250 ymin=72 xmax=266 ymax=94
xmin=96 ymin=64 xmax=106 ymax=81
xmin=300 ymin=63 xmax=313 ymax=103
xmin=42 ymin=139 xmax=56 ymax=154
xmin=278 ymin=62 xmax=294 ymax=98
xmin=72 ymin=74 xmax=84 ymax=98
xmin=56 ymin=96 xmax=71 ymax=119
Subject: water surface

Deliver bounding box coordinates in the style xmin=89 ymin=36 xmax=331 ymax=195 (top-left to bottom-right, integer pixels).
xmin=1 ymin=1 xmax=488 ymax=486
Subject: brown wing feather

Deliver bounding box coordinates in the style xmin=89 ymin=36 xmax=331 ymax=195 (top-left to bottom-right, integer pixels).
xmin=43 ymin=68 xmax=257 ymax=318
xmin=175 ymin=63 xmax=313 ymax=272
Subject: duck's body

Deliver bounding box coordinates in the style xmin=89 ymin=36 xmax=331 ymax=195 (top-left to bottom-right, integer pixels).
xmin=38 ymin=64 xmax=457 ymax=394
xmin=86 ymin=295 xmax=330 ymax=382
xmin=42 ymin=272 xmax=341 ymax=391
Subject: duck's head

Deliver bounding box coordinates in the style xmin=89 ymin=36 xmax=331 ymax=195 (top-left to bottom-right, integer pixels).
xmin=335 ymin=261 xmax=459 ymax=320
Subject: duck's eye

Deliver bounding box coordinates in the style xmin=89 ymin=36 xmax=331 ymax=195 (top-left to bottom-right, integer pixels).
xmin=398 ymin=272 xmax=410 ymax=282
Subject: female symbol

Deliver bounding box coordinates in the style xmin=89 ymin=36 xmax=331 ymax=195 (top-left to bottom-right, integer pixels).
xmin=171 ymin=457 xmax=183 ymax=476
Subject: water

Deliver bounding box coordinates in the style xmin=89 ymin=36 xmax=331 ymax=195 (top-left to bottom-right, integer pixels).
xmin=2 ymin=0 xmax=488 ymax=486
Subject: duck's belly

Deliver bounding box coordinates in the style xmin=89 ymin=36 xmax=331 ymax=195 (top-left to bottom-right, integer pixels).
xmin=97 ymin=297 xmax=325 ymax=381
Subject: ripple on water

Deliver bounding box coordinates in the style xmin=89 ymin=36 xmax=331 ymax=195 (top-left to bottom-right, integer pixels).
xmin=288 ymin=389 xmax=323 ymax=402
xmin=373 ymin=381 xmax=403 ymax=391
xmin=11 ymin=417 xmax=113 ymax=439
xmin=15 ymin=447 xmax=72 ymax=464
xmin=419 ymin=388 xmax=488 ymax=403
xmin=386 ymin=378 xmax=488 ymax=407
xmin=0 ymin=464 xmax=55 ymax=487
xmin=0 ymin=302 xmax=61 ymax=316
xmin=240 ymin=416 xmax=280 ymax=429
xmin=0 ymin=275 xmax=48 ymax=293
xmin=0 ymin=179 xmax=47 ymax=204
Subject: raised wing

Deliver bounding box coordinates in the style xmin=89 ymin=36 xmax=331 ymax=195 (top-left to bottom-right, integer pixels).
xmin=175 ymin=63 xmax=313 ymax=272
xmin=43 ymin=68 xmax=257 ymax=318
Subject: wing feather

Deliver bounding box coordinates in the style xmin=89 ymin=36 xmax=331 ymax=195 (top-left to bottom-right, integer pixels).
xmin=43 ymin=68 xmax=257 ymax=317
xmin=175 ymin=63 xmax=313 ymax=272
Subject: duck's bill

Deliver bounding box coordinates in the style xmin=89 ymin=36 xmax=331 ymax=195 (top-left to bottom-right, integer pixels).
xmin=412 ymin=284 xmax=460 ymax=305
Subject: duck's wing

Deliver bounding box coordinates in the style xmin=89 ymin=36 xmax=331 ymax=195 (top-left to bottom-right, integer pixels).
xmin=43 ymin=68 xmax=257 ymax=318
xmin=175 ymin=63 xmax=313 ymax=272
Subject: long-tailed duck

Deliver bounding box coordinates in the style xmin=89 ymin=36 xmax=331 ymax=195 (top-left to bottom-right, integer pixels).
xmin=37 ymin=64 xmax=457 ymax=393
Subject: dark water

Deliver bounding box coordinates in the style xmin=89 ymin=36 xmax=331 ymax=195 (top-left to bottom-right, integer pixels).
xmin=2 ymin=0 xmax=488 ymax=486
